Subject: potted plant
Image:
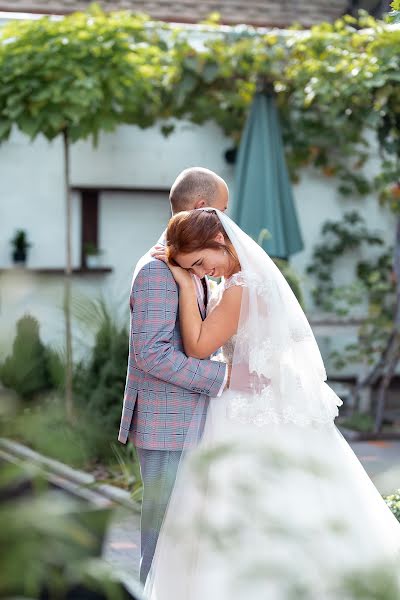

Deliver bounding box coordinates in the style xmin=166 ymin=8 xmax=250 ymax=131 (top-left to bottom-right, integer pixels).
xmin=84 ymin=242 xmax=103 ymax=269
xmin=10 ymin=229 xmax=31 ymax=265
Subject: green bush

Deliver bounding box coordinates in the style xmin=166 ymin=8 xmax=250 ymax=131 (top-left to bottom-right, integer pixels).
xmin=384 ymin=489 xmax=400 ymax=522
xmin=0 ymin=315 xmax=53 ymax=400
xmin=46 ymin=346 xmax=66 ymax=390
xmin=3 ymin=300 xmax=130 ymax=467
xmin=73 ymin=300 xmax=129 ymax=461
xmin=0 ymin=461 xmax=142 ymax=600
xmin=339 ymin=412 xmax=375 ymax=433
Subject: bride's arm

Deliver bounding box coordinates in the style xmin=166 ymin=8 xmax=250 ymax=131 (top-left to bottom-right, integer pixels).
xmin=178 ymin=277 xmax=242 ymax=360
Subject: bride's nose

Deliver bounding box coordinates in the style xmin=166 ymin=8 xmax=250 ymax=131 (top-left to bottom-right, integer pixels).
xmin=193 ymin=266 xmax=206 ymax=278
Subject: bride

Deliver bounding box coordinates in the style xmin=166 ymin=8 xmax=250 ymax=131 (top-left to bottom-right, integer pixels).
xmin=145 ymin=208 xmax=400 ymax=599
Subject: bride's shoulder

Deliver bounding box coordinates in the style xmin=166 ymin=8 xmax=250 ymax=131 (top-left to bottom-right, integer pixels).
xmin=223 ymin=270 xmax=248 ymax=290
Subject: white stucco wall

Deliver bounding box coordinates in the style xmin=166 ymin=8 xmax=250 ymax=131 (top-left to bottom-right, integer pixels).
xmin=0 ymin=114 xmax=395 ymax=375
xmin=0 ymin=121 xmax=236 ymax=361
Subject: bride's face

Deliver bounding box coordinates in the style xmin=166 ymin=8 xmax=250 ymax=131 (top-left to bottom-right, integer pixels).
xmin=174 ymin=233 xmax=231 ymax=279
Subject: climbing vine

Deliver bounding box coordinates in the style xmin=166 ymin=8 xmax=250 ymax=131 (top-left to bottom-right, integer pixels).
xmin=307 ymin=212 xmax=385 ymax=314
xmin=307 ymin=212 xmax=395 ymax=371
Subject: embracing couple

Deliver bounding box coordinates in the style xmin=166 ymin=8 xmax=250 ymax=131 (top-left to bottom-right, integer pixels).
xmin=119 ymin=168 xmax=400 ymax=599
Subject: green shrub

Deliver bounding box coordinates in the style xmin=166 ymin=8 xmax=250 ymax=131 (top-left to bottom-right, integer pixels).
xmin=46 ymin=346 xmax=66 ymax=390
xmin=384 ymin=489 xmax=400 ymax=522
xmin=0 ymin=461 xmax=141 ymax=600
xmin=0 ymin=315 xmax=52 ymax=399
xmin=339 ymin=412 xmax=375 ymax=433
xmin=73 ymin=300 xmax=129 ymax=461
xmin=4 ymin=300 xmax=130 ymax=467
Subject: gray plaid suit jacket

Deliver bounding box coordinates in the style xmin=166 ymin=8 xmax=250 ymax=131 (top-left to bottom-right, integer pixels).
xmin=118 ymin=246 xmax=226 ymax=450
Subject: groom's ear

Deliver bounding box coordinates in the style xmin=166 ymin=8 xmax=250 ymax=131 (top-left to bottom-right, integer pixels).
xmin=215 ymin=232 xmax=225 ymax=244
xmin=193 ymin=199 xmax=207 ymax=209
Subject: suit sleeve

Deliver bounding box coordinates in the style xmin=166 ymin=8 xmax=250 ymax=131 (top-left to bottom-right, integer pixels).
xmin=130 ymin=259 xmax=227 ymax=396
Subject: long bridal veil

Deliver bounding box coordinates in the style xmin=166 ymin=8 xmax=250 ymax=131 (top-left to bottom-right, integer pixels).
xmin=216 ymin=208 xmax=341 ymax=428
xmin=144 ymin=209 xmax=400 ymax=600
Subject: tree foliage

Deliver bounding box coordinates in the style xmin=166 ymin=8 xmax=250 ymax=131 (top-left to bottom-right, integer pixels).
xmin=0 ymin=9 xmax=399 ymax=194
xmin=0 ymin=8 xmax=171 ymax=142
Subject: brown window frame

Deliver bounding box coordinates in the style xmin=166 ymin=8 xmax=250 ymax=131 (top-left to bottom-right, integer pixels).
xmin=80 ymin=189 xmax=99 ymax=269
xmin=76 ymin=186 xmax=170 ymax=269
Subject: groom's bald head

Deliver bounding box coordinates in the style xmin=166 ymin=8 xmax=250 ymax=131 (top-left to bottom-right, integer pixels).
xmin=169 ymin=167 xmax=229 ymax=215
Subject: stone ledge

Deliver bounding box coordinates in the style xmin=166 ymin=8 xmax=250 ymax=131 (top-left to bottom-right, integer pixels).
xmin=0 ymin=437 xmax=139 ymax=511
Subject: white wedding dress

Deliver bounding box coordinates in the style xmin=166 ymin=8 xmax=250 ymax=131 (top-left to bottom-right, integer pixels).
xmin=144 ymin=212 xmax=400 ymax=600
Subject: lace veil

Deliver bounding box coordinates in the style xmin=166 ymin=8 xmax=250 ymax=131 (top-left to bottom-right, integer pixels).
xmin=215 ymin=208 xmax=342 ymax=428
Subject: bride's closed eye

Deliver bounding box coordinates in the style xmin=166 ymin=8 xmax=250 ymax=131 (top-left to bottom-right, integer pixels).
xmin=189 ymin=260 xmax=203 ymax=273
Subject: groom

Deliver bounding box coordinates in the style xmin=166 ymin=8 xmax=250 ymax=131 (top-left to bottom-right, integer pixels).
xmin=118 ymin=167 xmax=230 ymax=584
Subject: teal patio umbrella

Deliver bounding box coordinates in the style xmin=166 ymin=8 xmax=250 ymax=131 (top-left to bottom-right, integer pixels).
xmin=232 ymin=92 xmax=304 ymax=259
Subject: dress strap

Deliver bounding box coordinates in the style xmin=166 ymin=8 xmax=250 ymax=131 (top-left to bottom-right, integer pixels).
xmin=224 ymin=271 xmax=247 ymax=290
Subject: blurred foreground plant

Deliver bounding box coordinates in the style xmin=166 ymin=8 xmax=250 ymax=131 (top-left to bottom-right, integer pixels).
xmin=0 ymin=460 xmax=142 ymax=599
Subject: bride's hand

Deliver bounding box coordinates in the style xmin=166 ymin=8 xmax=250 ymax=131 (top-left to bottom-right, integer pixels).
xmin=151 ymin=245 xmax=193 ymax=288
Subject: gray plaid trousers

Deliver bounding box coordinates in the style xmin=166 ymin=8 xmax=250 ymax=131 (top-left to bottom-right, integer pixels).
xmin=137 ymin=448 xmax=181 ymax=585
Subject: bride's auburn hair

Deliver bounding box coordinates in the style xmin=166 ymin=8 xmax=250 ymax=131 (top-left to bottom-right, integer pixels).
xmin=166 ymin=209 xmax=236 ymax=266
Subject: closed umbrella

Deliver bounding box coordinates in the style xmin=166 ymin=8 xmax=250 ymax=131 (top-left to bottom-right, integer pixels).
xmin=232 ymin=92 xmax=304 ymax=259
